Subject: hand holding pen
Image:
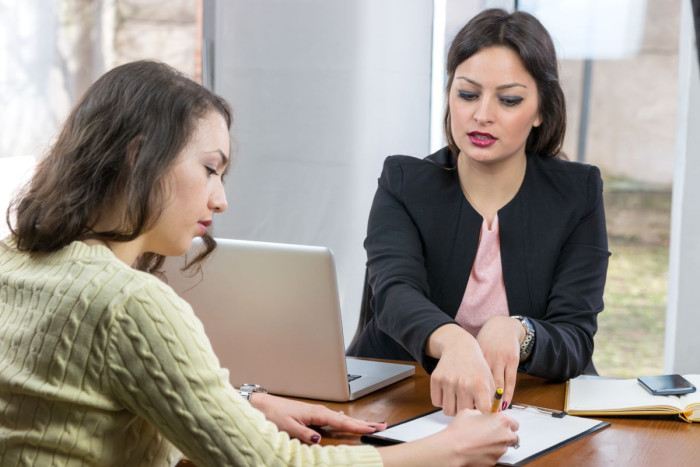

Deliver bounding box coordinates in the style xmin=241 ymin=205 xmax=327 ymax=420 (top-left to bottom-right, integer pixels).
xmin=491 ymin=387 xmax=519 ymax=448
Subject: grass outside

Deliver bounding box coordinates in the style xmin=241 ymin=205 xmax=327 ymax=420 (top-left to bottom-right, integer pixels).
xmin=593 ymin=188 xmax=671 ymax=378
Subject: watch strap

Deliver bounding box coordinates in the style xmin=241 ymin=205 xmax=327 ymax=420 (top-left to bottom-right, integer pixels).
xmin=511 ymin=315 xmax=535 ymax=362
xmin=239 ymin=383 xmax=267 ymax=401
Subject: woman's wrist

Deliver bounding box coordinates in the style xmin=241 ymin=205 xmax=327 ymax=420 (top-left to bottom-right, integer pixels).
xmin=511 ymin=316 xmax=535 ymax=362
xmin=378 ymin=432 xmax=451 ymax=467
xmin=426 ymin=323 xmax=477 ymax=358
xmin=248 ymin=391 xmax=274 ymax=410
xmin=480 ymin=315 xmax=525 ymax=346
xmin=513 ymin=317 xmax=527 ymax=346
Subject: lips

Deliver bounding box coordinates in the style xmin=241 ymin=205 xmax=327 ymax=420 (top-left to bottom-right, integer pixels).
xmin=198 ymin=220 xmax=212 ymax=235
xmin=468 ymin=131 xmax=497 ymax=147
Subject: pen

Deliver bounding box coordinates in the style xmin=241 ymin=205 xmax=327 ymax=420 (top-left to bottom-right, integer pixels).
xmin=491 ymin=387 xmax=504 ymax=413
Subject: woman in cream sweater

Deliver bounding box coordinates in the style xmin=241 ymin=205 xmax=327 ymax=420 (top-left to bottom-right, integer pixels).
xmin=0 ymin=60 xmax=518 ymax=466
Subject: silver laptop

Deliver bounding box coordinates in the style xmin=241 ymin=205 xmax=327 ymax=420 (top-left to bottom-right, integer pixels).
xmin=163 ymin=237 xmax=414 ymax=401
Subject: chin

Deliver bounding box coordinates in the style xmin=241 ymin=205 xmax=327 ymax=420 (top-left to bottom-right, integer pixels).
xmin=464 ymin=149 xmax=517 ymax=166
xmin=162 ymin=239 xmax=194 ymax=258
xmin=463 ymin=152 xmax=498 ymax=164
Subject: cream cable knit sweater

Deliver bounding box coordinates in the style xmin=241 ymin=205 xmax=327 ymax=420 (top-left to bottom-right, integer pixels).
xmin=0 ymin=239 xmax=382 ymax=466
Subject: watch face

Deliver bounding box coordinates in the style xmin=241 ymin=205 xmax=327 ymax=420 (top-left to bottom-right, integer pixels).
xmin=240 ymin=384 xmax=266 ymax=394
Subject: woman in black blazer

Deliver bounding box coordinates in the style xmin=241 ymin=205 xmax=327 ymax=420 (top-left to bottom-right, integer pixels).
xmin=348 ymin=9 xmax=610 ymax=416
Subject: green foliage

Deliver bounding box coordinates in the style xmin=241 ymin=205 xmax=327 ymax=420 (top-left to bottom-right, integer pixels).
xmin=593 ymin=190 xmax=671 ymax=378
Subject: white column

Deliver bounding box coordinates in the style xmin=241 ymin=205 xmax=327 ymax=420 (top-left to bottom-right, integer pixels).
xmin=664 ymin=0 xmax=700 ymax=373
xmin=208 ymin=0 xmax=433 ymax=345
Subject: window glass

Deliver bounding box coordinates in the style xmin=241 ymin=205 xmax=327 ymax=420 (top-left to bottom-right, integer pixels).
xmin=521 ymin=0 xmax=679 ymax=377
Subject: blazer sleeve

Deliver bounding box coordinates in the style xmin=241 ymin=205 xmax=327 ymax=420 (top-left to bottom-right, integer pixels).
xmin=365 ymin=157 xmax=455 ymax=369
xmin=523 ymin=165 xmax=610 ymax=380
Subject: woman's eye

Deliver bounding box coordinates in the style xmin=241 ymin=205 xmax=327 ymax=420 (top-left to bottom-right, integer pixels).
xmin=205 ymin=166 xmax=220 ymax=176
xmin=500 ymin=96 xmax=523 ymax=107
xmin=458 ymin=90 xmax=478 ymax=101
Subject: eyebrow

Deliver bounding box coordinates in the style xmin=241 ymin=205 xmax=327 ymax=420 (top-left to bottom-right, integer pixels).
xmin=456 ymin=77 xmax=527 ymax=90
xmin=215 ymin=150 xmax=229 ymax=166
xmin=221 ymin=152 xmax=234 ymax=178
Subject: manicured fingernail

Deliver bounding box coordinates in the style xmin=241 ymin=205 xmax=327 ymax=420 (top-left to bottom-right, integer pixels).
xmin=311 ymin=435 xmax=320 ymax=444
xmin=502 ymin=401 xmax=508 ymax=411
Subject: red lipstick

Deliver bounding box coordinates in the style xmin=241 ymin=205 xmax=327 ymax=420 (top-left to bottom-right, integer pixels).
xmin=468 ymin=131 xmax=497 ymax=147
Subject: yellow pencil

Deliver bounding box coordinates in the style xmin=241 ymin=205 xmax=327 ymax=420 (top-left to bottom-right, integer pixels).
xmin=491 ymin=387 xmax=504 ymax=413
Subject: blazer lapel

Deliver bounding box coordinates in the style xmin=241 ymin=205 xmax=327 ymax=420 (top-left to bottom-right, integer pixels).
xmin=499 ymin=180 xmax=534 ymax=317
xmin=439 ymin=194 xmax=482 ymax=318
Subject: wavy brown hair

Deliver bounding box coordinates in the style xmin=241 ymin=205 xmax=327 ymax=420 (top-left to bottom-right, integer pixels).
xmin=7 ymin=60 xmax=232 ymax=274
xmin=444 ymin=8 xmax=566 ymax=159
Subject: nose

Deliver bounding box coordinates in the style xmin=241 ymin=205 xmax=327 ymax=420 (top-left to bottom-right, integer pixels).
xmin=473 ymin=96 xmax=495 ymax=125
xmin=210 ymin=180 xmax=228 ymax=213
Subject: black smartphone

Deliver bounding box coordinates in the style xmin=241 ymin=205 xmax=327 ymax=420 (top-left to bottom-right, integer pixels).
xmin=637 ymin=374 xmax=697 ymax=396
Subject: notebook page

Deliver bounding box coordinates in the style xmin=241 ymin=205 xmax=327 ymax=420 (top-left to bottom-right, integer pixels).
xmin=679 ymin=375 xmax=700 ymax=407
xmin=567 ymin=376 xmax=687 ymax=412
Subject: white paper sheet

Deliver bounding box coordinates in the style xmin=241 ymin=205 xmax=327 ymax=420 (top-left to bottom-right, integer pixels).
xmin=372 ymin=406 xmax=607 ymax=465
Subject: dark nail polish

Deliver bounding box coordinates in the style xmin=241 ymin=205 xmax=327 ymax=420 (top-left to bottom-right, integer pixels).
xmin=502 ymin=401 xmax=508 ymax=411
xmin=311 ymin=435 xmax=320 ymax=444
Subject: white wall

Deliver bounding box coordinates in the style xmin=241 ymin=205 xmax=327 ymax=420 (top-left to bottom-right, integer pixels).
xmin=207 ymin=0 xmax=434 ymax=345
xmin=664 ymin=0 xmax=700 ymax=374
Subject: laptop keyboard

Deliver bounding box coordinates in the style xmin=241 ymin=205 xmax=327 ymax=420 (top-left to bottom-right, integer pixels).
xmin=347 ymin=374 xmax=362 ymax=382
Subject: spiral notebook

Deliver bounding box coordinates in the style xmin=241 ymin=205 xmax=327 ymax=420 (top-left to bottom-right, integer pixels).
xmin=361 ymin=404 xmax=609 ymax=466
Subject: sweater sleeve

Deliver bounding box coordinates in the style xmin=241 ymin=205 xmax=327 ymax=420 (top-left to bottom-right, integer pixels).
xmin=104 ymin=279 xmax=382 ymax=467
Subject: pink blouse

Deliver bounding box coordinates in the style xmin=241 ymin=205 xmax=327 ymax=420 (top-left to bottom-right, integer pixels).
xmin=454 ymin=213 xmax=509 ymax=336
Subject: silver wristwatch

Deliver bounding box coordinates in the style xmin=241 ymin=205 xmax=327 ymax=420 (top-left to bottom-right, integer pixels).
xmin=511 ymin=315 xmax=535 ymax=362
xmin=239 ymin=383 xmax=267 ymax=401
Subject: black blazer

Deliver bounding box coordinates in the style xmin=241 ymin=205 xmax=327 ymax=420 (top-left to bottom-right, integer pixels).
xmin=347 ymin=147 xmax=610 ymax=380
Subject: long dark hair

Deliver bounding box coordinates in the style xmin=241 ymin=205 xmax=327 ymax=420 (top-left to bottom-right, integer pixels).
xmin=444 ymin=8 xmax=566 ymax=159
xmin=7 ymin=60 xmax=232 ymax=273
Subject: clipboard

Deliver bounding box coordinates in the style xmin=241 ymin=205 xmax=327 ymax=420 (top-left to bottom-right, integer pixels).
xmin=361 ymin=404 xmax=610 ymax=466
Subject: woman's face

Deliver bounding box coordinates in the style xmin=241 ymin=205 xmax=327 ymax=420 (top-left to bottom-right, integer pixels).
xmin=143 ymin=111 xmax=230 ymax=257
xmin=449 ymin=45 xmax=541 ymax=166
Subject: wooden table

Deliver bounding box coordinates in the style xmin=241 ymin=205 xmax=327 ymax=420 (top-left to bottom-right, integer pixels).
xmin=307 ymin=362 xmax=700 ymax=466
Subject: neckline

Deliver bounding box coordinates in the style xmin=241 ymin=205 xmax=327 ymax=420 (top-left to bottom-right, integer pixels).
xmin=457 ymin=155 xmax=530 ymax=221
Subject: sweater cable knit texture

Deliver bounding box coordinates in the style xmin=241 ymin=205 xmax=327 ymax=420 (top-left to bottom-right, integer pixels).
xmin=0 ymin=239 xmax=382 ymax=466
